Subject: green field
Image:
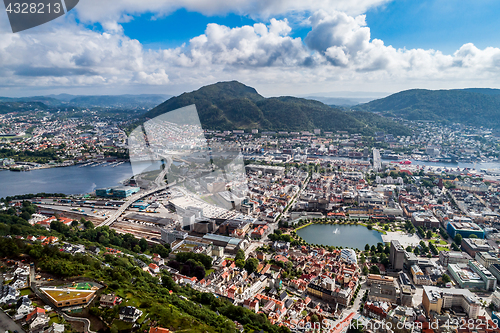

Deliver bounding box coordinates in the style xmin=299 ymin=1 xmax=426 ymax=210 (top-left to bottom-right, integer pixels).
xmin=429 ymin=239 xmax=448 ymax=245
xmin=73 ymin=282 xmax=93 ymax=290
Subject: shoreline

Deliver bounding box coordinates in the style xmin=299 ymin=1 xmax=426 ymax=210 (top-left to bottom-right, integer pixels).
xmin=0 ymin=159 xmax=130 ymax=172
xmin=293 ymin=219 xmax=387 ymax=235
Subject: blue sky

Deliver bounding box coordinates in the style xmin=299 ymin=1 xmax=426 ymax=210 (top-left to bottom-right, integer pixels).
xmin=365 ymin=0 xmax=500 ymax=54
xmin=121 ymin=10 xmax=258 ymax=49
xmin=118 ymin=0 xmax=500 ymax=54
xmin=1 ymin=0 xmax=500 ymax=96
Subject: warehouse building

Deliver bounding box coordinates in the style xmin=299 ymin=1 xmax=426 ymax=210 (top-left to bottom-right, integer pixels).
xmin=96 ymin=186 xmax=140 ymax=198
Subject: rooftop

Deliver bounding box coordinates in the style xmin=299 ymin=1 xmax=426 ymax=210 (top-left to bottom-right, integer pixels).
xmin=40 ymin=287 xmax=96 ymax=302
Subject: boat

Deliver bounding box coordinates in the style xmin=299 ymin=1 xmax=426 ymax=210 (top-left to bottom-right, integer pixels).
xmin=333 ymin=228 xmax=339 ymax=234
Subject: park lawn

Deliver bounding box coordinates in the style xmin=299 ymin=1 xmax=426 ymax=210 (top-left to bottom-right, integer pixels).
xmin=429 ymin=239 xmax=448 ymax=245
xmin=19 ymin=287 xmax=32 ymax=296
xmin=437 ymin=247 xmax=449 ymax=252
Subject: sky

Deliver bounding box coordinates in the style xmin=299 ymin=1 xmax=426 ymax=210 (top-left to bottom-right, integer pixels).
xmin=1 ymin=0 xmax=500 ymax=98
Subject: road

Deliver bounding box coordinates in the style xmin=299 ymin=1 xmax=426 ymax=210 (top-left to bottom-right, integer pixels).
xmin=99 ymin=165 xmax=171 ymax=227
xmin=62 ymin=314 xmax=95 ymax=333
xmin=0 ymin=310 xmax=24 ymax=333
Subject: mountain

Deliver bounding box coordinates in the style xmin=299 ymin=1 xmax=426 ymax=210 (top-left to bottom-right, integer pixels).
xmin=302 ymin=96 xmax=375 ymax=107
xmin=354 ymin=88 xmax=500 ymax=129
xmin=0 ymin=101 xmax=49 ymax=114
xmin=67 ymin=94 xmax=171 ymax=109
xmin=143 ymin=81 xmax=408 ymax=135
xmin=0 ymin=94 xmax=171 ymax=110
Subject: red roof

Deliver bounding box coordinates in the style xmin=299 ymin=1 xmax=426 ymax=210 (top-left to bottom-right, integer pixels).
xmin=26 ymin=307 xmax=45 ymax=321
xmin=149 ymin=328 xmax=170 ymax=333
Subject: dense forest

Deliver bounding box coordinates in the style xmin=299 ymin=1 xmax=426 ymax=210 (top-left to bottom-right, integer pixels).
xmin=354 ymin=88 xmax=500 ymax=129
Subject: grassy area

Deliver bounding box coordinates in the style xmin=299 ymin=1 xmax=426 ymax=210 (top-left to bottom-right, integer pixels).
xmin=49 ymin=313 xmax=62 ymax=325
xmin=294 ymin=222 xmax=313 ymax=231
xmin=437 ymin=246 xmax=449 ymax=252
xmin=112 ymin=319 xmax=133 ymax=331
xmin=19 ymin=287 xmax=32 ymax=296
xmin=429 ymin=239 xmax=448 ymax=245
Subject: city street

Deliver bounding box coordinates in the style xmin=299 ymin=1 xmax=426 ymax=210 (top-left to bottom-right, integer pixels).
xmin=0 ymin=310 xmax=24 ymax=333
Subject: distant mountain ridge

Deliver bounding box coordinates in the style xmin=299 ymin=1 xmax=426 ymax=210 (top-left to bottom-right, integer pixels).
xmin=143 ymin=81 xmax=408 ymax=135
xmin=354 ymin=88 xmax=500 ymax=129
xmin=0 ymin=94 xmax=171 ymax=110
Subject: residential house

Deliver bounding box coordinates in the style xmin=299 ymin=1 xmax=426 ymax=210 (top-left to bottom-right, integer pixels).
xmin=26 ymin=307 xmax=49 ymax=331
xmin=100 ymin=294 xmax=121 ymax=308
xmin=149 ymin=263 xmax=160 ymax=274
xmin=119 ymin=306 xmax=143 ymax=322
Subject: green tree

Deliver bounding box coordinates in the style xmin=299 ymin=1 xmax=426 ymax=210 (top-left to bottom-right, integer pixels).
xmin=365 ymin=244 xmax=370 ymax=251
xmin=362 ymin=266 xmax=369 ymax=275
xmin=426 ymin=230 xmax=432 ymax=239
xmin=454 ymin=234 xmax=463 ymax=245
xmin=369 ymin=265 xmax=380 ymax=274
xmin=442 ymin=274 xmax=451 ymax=284
xmin=139 ymin=238 xmax=148 ymax=252
xmin=235 ymin=259 xmax=245 ymax=269
xmin=235 ymin=249 xmax=245 ymax=261
xmin=244 ymin=258 xmax=259 ymax=274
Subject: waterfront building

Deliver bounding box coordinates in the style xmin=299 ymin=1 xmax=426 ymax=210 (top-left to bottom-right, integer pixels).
xmin=96 ymin=186 xmax=140 ymax=198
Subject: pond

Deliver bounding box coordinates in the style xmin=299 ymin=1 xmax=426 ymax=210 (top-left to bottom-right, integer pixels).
xmin=295 ymin=223 xmax=384 ymax=250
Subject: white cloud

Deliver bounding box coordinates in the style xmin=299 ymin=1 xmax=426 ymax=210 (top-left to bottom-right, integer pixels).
xmin=2 ymin=8 xmax=500 ymax=96
xmin=74 ymin=0 xmax=392 ymax=29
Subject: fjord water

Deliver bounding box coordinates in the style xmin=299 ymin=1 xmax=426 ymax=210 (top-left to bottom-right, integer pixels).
xmin=296 ymin=224 xmax=384 ymax=250
xmin=0 ymin=162 xmax=135 ymax=198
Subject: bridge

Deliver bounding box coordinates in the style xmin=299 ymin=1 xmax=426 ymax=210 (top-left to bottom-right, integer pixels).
xmin=98 ymin=159 xmax=171 ymax=227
